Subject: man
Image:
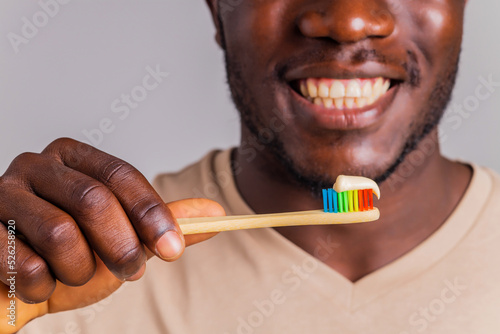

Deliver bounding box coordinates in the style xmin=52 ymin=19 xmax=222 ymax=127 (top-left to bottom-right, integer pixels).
xmin=1 ymin=0 xmax=499 ymax=333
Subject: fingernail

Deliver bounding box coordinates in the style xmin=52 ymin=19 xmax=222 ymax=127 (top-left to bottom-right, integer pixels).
xmin=156 ymin=231 xmax=183 ymax=260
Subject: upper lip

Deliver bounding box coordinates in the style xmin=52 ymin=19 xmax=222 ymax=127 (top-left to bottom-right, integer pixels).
xmin=283 ymin=61 xmax=407 ymax=83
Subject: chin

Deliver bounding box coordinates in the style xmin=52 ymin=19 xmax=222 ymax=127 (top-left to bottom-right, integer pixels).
xmin=276 ymin=137 xmax=403 ymax=188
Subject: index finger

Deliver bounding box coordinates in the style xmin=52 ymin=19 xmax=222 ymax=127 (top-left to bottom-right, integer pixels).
xmin=42 ymin=138 xmax=185 ymax=261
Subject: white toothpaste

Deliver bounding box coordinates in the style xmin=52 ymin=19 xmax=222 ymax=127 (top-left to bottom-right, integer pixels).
xmin=333 ymin=175 xmax=380 ymax=199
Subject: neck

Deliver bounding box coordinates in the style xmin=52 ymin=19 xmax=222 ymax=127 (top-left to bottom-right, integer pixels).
xmin=233 ymin=130 xmax=472 ymax=282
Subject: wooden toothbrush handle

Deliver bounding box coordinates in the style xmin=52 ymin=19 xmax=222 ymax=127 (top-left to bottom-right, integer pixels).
xmin=177 ymin=209 xmax=380 ymax=235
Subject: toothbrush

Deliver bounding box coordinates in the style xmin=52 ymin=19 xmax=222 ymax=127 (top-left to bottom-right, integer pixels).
xmin=177 ymin=175 xmax=380 ymax=235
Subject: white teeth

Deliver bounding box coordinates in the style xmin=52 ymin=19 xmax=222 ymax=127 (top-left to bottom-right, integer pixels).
xmin=330 ymin=80 xmax=345 ymax=98
xmin=362 ymin=81 xmax=372 ymax=98
xmin=345 ymin=80 xmax=361 ymax=98
xmin=323 ymin=98 xmax=333 ymax=108
xmin=344 ymin=97 xmax=355 ymax=109
xmin=318 ymin=82 xmax=330 ymax=98
xmin=298 ymin=77 xmax=392 ymax=110
xmin=382 ymin=80 xmax=390 ymax=92
xmin=300 ymin=82 xmax=308 ymax=97
xmin=307 ymin=80 xmax=318 ymax=98
xmin=373 ymin=78 xmax=383 ymax=97
xmin=356 ymin=97 xmax=367 ymax=108
xmin=334 ymin=98 xmax=344 ymax=109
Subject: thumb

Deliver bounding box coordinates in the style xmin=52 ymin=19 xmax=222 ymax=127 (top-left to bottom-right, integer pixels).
xmin=167 ymin=198 xmax=226 ymax=247
xmin=0 ymin=282 xmax=47 ymax=334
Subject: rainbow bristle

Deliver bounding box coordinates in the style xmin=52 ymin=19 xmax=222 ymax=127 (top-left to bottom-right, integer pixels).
xmin=322 ymin=188 xmax=374 ymax=213
xmin=322 ymin=189 xmax=328 ymax=212
xmin=358 ymin=190 xmax=364 ymax=210
xmin=339 ymin=191 xmax=344 ymax=213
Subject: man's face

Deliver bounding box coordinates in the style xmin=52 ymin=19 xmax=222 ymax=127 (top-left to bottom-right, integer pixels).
xmin=212 ymin=0 xmax=465 ymax=190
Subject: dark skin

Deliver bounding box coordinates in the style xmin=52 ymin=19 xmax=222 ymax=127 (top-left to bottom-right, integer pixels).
xmin=0 ymin=140 xmax=223 ymax=331
xmin=212 ymin=0 xmax=471 ymax=281
xmin=208 ymin=0 xmax=471 ymax=280
xmin=0 ymin=0 xmax=471 ymax=331
xmin=236 ymin=136 xmax=470 ymax=281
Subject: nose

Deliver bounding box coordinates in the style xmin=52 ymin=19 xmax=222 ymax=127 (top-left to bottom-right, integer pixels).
xmin=297 ymin=0 xmax=395 ymax=44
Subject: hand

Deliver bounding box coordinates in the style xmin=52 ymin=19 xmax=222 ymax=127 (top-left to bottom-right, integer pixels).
xmin=0 ymin=138 xmax=224 ymax=332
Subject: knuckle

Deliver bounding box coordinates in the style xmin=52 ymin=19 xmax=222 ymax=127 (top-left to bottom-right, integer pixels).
xmin=131 ymin=199 xmax=164 ymax=225
xmin=17 ymin=255 xmax=55 ymax=303
xmin=12 ymin=152 xmax=39 ymax=164
xmin=71 ymin=182 xmax=114 ymax=215
xmin=110 ymin=240 xmax=145 ymax=274
xmin=45 ymin=137 xmax=76 ymax=152
xmin=32 ymin=217 xmax=96 ymax=286
xmin=44 ymin=138 xmax=92 ymax=168
xmin=129 ymin=199 xmax=174 ymax=244
xmin=2 ymin=152 xmax=42 ymax=183
xmin=36 ymin=217 xmax=79 ymax=249
xmin=42 ymin=137 xmax=81 ymax=162
xmin=99 ymin=159 xmax=138 ymax=188
xmin=17 ymin=254 xmax=51 ymax=287
xmin=7 ymin=152 xmax=39 ymax=172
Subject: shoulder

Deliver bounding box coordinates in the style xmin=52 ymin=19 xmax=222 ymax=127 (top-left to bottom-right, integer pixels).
xmin=485 ymin=167 xmax=500 ymax=191
xmin=482 ymin=166 xmax=500 ymax=213
xmin=465 ymin=165 xmax=500 ymax=239
xmin=479 ymin=166 xmax=500 ymax=202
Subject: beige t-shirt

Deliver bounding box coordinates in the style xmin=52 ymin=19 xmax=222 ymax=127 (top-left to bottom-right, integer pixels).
xmin=21 ymin=149 xmax=500 ymax=334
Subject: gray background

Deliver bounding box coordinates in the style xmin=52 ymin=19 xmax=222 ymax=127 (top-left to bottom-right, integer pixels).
xmin=1 ymin=0 xmax=499 ymax=181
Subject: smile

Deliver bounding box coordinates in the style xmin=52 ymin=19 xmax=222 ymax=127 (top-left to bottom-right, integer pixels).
xmin=298 ymin=77 xmax=391 ymax=109
xmin=287 ymin=73 xmax=400 ymax=130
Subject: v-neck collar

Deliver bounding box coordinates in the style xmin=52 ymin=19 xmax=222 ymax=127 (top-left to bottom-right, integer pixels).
xmin=215 ymin=149 xmax=492 ymax=311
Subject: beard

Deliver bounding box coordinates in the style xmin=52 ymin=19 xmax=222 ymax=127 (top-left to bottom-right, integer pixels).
xmin=224 ymin=47 xmax=460 ymax=197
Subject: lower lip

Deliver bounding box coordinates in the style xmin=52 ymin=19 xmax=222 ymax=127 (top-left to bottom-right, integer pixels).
xmin=289 ymin=84 xmax=399 ymax=130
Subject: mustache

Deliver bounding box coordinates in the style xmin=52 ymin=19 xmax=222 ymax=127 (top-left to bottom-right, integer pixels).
xmin=276 ymin=47 xmax=421 ymax=87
